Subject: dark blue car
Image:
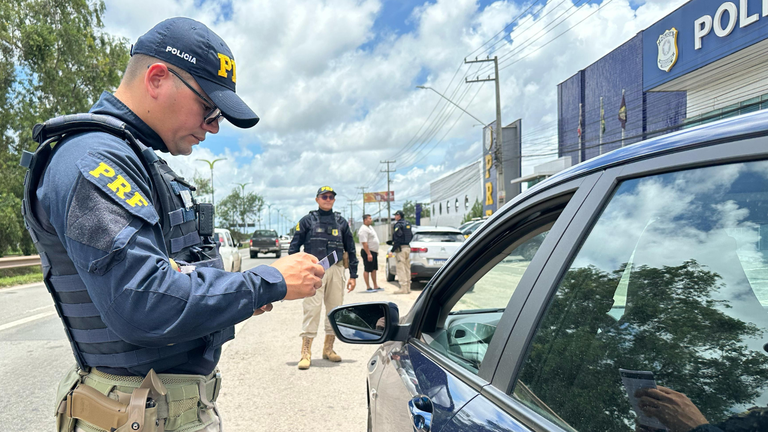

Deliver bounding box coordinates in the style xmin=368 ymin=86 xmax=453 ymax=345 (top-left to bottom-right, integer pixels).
xmin=329 ymin=110 xmax=768 ymax=432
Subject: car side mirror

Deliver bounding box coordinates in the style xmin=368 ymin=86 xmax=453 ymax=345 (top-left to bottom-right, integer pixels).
xmin=328 ymin=302 xmax=403 ymax=344
xmin=386 ymin=240 xmax=393 ymax=245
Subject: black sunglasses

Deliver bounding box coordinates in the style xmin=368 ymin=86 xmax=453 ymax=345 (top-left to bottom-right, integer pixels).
xmin=318 ymin=194 xmax=336 ymax=201
xmin=167 ymin=68 xmax=224 ymax=125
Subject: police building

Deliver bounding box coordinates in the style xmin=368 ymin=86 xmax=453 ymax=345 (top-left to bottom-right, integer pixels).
xmin=558 ymin=0 xmax=768 ymax=164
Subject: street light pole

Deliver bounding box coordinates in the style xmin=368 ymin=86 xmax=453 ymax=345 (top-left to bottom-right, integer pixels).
xmin=266 ymin=203 xmax=273 ymax=230
xmin=197 ymin=158 xmax=227 ymax=208
xmin=233 ymin=182 xmax=250 ymax=235
xmin=416 ymin=85 xmax=486 ymax=125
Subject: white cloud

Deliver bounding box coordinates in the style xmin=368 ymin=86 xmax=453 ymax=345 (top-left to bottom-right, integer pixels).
xmin=102 ymin=0 xmax=688 ymax=229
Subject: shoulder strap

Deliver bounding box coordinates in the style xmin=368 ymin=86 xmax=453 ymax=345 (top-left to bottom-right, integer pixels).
xmin=30 ymin=113 xmax=158 ymax=166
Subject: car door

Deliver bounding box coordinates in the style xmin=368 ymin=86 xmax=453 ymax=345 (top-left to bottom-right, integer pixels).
xmin=371 ymin=172 xmax=602 ymax=432
xmin=472 ymin=136 xmax=768 ymax=432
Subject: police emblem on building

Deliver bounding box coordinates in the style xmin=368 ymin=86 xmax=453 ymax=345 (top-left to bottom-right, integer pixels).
xmin=657 ymin=28 xmax=679 ymax=72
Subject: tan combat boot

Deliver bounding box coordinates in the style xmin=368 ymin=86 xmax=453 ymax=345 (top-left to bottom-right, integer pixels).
xmin=298 ymin=337 xmax=312 ymax=370
xmin=322 ymin=335 xmax=342 ymax=362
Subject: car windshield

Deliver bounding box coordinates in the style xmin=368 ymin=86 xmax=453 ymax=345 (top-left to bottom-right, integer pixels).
xmin=413 ymin=232 xmax=465 ymax=242
xmin=252 ymin=230 xmax=277 ymax=237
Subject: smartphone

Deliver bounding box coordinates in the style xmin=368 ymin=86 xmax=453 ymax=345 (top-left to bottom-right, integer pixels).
xmin=619 ymin=368 xmax=667 ymax=430
xmin=318 ymin=250 xmax=339 ymax=270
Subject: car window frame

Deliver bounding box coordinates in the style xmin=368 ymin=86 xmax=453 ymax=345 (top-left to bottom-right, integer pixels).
xmin=483 ymin=134 xmax=768 ymax=432
xmin=403 ymin=172 xmax=602 ymax=391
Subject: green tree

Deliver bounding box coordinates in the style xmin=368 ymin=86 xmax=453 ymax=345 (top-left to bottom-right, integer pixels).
xmin=461 ymin=198 xmax=483 ymax=224
xmin=216 ymin=188 xmax=264 ymax=242
xmin=0 ymin=0 xmax=129 ymax=256
xmin=401 ymin=200 xmax=430 ymax=224
xmin=189 ymin=170 xmax=212 ymax=200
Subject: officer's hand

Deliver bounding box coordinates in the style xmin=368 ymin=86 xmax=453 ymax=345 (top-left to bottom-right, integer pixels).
xmin=253 ymin=303 xmax=273 ymax=316
xmin=271 ymin=253 xmax=324 ymax=300
xmin=347 ymin=278 xmax=356 ymax=293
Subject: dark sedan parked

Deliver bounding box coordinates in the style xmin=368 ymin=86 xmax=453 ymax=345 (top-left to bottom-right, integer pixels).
xmin=329 ymin=110 xmax=768 ymax=432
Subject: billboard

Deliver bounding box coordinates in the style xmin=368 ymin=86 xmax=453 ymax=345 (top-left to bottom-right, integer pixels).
xmin=364 ymin=191 xmax=395 ymax=203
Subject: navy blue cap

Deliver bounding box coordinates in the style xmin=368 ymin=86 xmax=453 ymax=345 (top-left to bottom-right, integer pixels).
xmin=131 ymin=17 xmax=259 ymax=128
xmin=317 ymin=186 xmax=337 ymax=196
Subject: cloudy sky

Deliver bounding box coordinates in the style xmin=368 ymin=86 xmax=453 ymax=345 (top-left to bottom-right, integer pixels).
xmin=101 ymin=0 xmax=688 ymax=230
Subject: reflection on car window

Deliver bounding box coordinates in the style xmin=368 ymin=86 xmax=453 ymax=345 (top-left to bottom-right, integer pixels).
xmin=413 ymin=233 xmax=465 ymax=243
xmin=513 ymin=160 xmax=768 ymax=432
xmin=423 ymin=230 xmax=551 ymax=376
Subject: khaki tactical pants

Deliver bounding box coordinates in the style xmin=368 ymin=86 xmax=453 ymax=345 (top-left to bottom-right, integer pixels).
xmin=300 ymin=261 xmax=345 ymax=338
xmin=56 ymin=365 xmax=223 ymax=432
xmin=395 ymin=246 xmax=411 ymax=292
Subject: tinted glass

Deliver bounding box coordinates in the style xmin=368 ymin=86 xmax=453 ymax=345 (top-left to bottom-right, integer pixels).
xmin=513 ymin=160 xmax=768 ymax=432
xmin=413 ymin=233 xmax=465 ymax=243
xmin=252 ymin=230 xmax=277 ymax=238
xmin=423 ymin=229 xmax=553 ymax=376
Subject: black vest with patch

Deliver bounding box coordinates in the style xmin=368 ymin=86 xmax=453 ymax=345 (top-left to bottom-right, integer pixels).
xmin=301 ymin=210 xmax=345 ymax=261
xmin=20 ymin=114 xmax=229 ymax=373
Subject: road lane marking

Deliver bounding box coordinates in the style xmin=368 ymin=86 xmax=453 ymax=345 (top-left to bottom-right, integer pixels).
xmin=0 ymin=310 xmax=57 ymax=332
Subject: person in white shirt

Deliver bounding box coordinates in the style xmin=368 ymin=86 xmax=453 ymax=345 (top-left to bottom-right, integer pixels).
xmin=357 ymin=214 xmax=381 ymax=291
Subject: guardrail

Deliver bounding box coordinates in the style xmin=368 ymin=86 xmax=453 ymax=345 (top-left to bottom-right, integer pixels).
xmin=0 ymin=255 xmax=42 ymax=270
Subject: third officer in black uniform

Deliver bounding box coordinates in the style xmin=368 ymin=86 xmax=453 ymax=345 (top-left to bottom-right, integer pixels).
xmin=289 ymin=186 xmax=358 ymax=369
xmin=392 ymin=209 xmax=414 ymax=294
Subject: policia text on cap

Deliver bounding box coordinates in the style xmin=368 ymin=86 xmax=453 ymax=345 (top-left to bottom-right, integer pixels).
xmin=20 ymin=17 xmax=324 ymax=432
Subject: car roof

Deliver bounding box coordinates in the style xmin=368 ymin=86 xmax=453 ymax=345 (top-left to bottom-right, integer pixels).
xmin=537 ymin=109 xmax=768 ymax=193
xmin=214 ymin=228 xmax=229 ymax=233
xmin=414 ymin=226 xmax=462 ymax=233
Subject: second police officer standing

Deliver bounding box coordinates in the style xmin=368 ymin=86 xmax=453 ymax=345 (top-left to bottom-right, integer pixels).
xmin=392 ymin=210 xmax=414 ymax=294
xmin=289 ymin=186 xmax=359 ymax=369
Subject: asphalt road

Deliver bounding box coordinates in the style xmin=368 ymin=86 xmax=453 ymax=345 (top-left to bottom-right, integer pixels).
xmin=0 ymin=248 xmax=418 ymax=431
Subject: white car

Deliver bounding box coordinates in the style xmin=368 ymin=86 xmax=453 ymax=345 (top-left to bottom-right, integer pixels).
xmin=386 ymin=226 xmax=465 ymax=285
xmin=214 ymin=228 xmax=242 ymax=272
xmin=280 ymin=235 xmax=291 ymax=252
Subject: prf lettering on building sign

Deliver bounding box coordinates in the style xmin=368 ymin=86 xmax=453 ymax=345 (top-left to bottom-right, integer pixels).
xmin=485 ymin=181 xmax=494 ymax=206
xmin=485 ymin=154 xmax=492 ymax=179
xmin=217 ymin=53 xmax=237 ymax=83
xmin=88 ymin=162 xmax=148 ymax=208
xmin=694 ymin=0 xmax=767 ymax=50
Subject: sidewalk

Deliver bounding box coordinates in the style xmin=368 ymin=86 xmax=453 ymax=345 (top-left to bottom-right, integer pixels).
xmin=216 ymin=247 xmax=419 ymax=431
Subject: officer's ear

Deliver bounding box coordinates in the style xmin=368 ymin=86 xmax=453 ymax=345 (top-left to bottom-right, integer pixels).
xmin=145 ymin=63 xmax=171 ymax=100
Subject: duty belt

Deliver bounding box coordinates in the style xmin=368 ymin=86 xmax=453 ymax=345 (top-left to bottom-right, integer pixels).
xmin=60 ymin=368 xmax=221 ymax=432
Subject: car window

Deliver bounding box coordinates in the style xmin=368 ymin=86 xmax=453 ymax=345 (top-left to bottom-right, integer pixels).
xmin=422 ymin=228 xmax=553 ymax=376
xmin=225 ymin=232 xmax=233 ymax=247
xmin=252 ymin=230 xmax=276 ymax=237
xmin=511 ymin=160 xmax=768 ymax=432
xmin=413 ymin=233 xmax=465 ymax=242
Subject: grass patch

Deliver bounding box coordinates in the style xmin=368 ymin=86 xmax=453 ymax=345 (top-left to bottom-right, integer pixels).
xmin=0 ymin=266 xmax=43 ymax=288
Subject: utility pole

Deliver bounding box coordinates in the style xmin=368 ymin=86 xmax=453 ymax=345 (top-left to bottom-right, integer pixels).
xmin=357 ymin=186 xmax=367 ymax=221
xmin=381 ymin=160 xmax=396 ymax=240
xmin=266 ymin=203 xmax=273 ymax=230
xmin=466 ymin=55 xmax=504 ymax=208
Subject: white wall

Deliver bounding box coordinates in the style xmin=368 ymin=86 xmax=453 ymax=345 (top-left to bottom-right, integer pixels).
xmin=428 ymin=160 xmax=483 ymax=228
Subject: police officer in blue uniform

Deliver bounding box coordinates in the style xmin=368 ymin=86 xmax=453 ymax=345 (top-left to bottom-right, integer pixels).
xmin=20 ymin=18 xmax=323 ymax=432
xmin=392 ymin=209 xmax=414 ymax=294
xmin=289 ymin=186 xmax=358 ymax=369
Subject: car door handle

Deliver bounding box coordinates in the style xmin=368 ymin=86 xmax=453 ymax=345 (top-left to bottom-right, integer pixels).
xmin=408 ymin=395 xmax=433 ymax=432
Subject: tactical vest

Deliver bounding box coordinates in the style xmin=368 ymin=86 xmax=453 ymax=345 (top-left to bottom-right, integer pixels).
xmin=394 ymin=220 xmax=413 ymax=244
xmin=20 ymin=114 xmax=231 ymax=374
xmin=301 ymin=210 xmax=345 ymax=261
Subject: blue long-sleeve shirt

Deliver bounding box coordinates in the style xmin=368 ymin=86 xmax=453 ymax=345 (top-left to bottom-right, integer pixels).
xmin=37 ymin=92 xmax=286 ymax=375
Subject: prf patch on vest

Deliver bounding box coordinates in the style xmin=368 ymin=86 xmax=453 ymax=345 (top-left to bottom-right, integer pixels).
xmin=76 ymin=153 xmax=159 ymax=225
